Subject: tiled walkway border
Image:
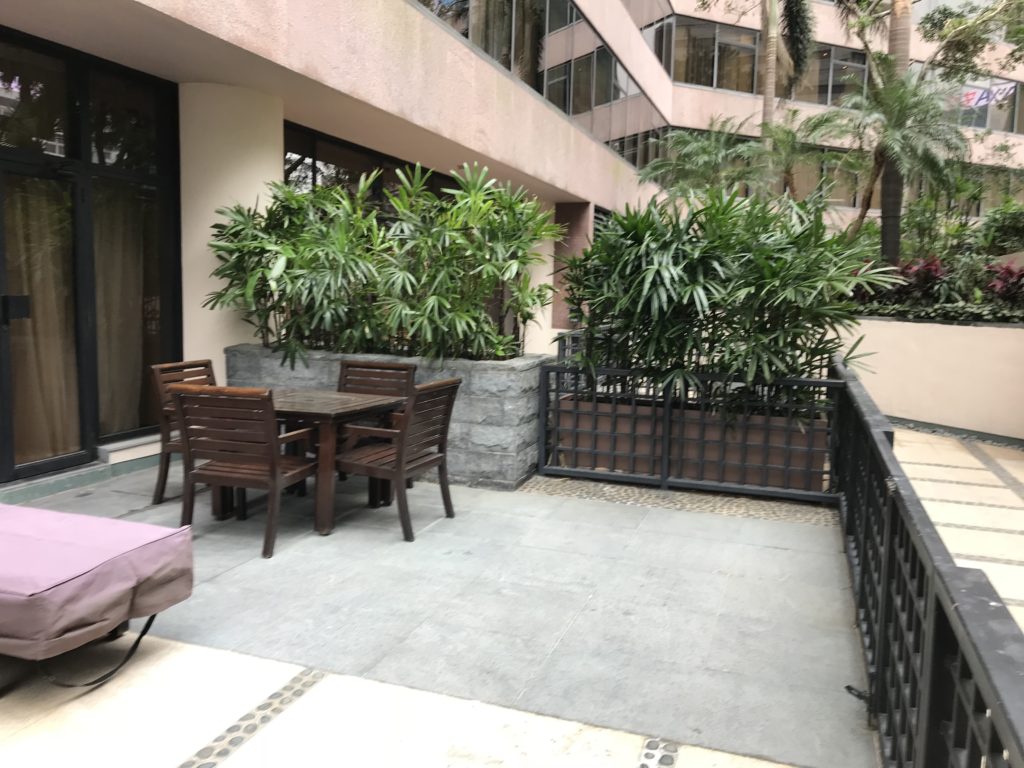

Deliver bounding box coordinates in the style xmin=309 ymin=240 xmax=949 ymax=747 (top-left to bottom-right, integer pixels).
xmin=178 ymin=669 xmax=324 ymax=768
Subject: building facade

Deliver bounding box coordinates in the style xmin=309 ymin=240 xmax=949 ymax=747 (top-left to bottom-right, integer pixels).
xmin=0 ymin=0 xmax=1020 ymax=483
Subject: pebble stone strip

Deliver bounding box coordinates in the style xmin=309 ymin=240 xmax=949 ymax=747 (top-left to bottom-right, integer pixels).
xmin=520 ymin=476 xmax=838 ymax=527
xmin=177 ymin=668 xmax=324 ymax=768
xmin=639 ymin=737 xmax=680 ymax=766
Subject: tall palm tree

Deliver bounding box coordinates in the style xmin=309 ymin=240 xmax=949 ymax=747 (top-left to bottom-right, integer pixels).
xmin=879 ymin=0 xmax=913 ymax=263
xmin=761 ymin=0 xmax=815 ymax=132
xmin=806 ymin=63 xmax=968 ymax=240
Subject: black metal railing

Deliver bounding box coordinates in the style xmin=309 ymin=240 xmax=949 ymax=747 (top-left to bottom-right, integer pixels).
xmin=538 ymin=364 xmax=842 ymax=503
xmin=833 ymin=360 xmax=1024 ymax=768
xmin=536 ymin=353 xmax=1024 ymax=766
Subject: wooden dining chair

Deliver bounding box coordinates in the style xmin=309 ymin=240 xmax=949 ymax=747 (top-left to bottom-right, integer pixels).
xmin=337 ymin=360 xmax=418 ymax=501
xmin=150 ymin=360 xmax=216 ymax=504
xmin=337 ymin=360 xmax=417 ymax=398
xmin=169 ymin=384 xmax=317 ymax=558
xmin=335 ymin=378 xmax=461 ymax=542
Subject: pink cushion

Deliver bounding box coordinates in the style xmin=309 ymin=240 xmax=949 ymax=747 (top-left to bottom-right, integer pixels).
xmin=0 ymin=504 xmax=192 ymax=660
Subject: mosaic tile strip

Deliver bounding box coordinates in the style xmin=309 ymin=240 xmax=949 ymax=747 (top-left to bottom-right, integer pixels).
xmin=177 ymin=668 xmax=324 ymax=768
xmin=639 ymin=737 xmax=680 ymax=767
xmin=519 ymin=476 xmax=838 ymax=527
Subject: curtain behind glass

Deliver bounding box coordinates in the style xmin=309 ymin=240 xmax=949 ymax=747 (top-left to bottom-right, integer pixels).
xmin=4 ymin=175 xmax=80 ymax=464
xmin=94 ymin=178 xmax=160 ymax=436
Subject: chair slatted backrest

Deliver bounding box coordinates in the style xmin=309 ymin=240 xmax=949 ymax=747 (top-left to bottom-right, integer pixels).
xmin=338 ymin=361 xmax=417 ymax=399
xmin=152 ymin=360 xmax=216 ymax=412
xmin=168 ymin=384 xmax=279 ymax=469
xmin=399 ymin=379 xmax=461 ymax=461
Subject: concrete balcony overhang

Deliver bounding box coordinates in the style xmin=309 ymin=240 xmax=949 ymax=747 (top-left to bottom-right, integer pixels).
xmin=0 ymin=0 xmax=658 ymax=211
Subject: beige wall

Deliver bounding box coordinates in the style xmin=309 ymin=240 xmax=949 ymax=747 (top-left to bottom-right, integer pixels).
xmin=179 ymin=84 xmax=283 ymax=382
xmin=849 ymin=318 xmax=1024 ymax=440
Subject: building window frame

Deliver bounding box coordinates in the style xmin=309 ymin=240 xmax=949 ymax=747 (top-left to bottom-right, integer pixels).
xmin=0 ymin=24 xmax=181 ymax=477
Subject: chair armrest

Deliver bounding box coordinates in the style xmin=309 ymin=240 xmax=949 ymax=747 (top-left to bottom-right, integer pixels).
xmin=344 ymin=424 xmax=400 ymax=441
xmin=280 ymin=428 xmax=314 ymax=445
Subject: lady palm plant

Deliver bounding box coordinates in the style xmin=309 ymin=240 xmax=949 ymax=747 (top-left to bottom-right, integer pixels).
xmin=564 ymin=189 xmax=899 ymax=385
xmin=383 ymin=163 xmax=562 ymax=359
xmin=206 ymin=164 xmax=560 ymax=363
xmin=205 ymin=175 xmax=385 ymax=365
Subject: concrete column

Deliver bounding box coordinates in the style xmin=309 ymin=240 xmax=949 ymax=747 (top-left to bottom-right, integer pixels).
xmin=178 ymin=83 xmax=284 ymax=383
xmin=551 ymin=202 xmax=595 ymax=331
xmin=523 ymin=236 xmax=558 ymax=355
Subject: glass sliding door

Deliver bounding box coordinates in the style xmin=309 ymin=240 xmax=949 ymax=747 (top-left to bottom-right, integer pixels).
xmin=1 ymin=172 xmax=81 ymax=468
xmin=0 ymin=29 xmax=179 ymax=483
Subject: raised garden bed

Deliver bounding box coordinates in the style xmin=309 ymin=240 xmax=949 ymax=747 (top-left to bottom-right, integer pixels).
xmin=226 ymin=344 xmax=552 ymax=489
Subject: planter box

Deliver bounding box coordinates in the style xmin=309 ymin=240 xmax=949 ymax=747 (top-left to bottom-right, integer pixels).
xmin=553 ymin=397 xmax=829 ymax=492
xmin=846 ymin=318 xmax=1024 ymax=440
xmin=225 ymin=344 xmax=552 ymax=489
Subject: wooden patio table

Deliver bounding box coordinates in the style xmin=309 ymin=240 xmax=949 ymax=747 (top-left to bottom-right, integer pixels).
xmin=272 ymin=388 xmax=405 ymax=535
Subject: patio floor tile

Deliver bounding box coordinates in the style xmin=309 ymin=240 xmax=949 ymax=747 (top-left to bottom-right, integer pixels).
xmin=922 ymin=499 xmax=1024 ymax=532
xmin=911 ymin=478 xmax=1024 ymax=507
xmin=14 ymin=467 xmax=874 ymax=768
xmin=0 ymin=637 xmax=301 ymax=768
xmin=221 ymin=673 xmax=646 ymax=768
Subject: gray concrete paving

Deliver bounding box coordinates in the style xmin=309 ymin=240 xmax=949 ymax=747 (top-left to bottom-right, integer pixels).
xmin=29 ymin=466 xmax=877 ymax=768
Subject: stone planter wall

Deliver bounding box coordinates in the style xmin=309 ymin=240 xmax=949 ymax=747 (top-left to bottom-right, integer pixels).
xmin=225 ymin=344 xmax=552 ymax=489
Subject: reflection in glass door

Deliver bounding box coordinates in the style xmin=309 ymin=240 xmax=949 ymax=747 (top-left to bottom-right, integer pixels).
xmin=0 ymin=172 xmax=82 ymax=474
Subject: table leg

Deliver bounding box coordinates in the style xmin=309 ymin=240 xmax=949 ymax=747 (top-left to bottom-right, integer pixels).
xmin=212 ymin=486 xmax=234 ymax=520
xmin=315 ymin=419 xmax=337 ymax=535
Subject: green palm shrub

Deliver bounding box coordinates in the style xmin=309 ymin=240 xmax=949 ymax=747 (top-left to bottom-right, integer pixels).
xmin=382 ymin=164 xmax=561 ymax=359
xmin=205 ymin=175 xmax=385 ymax=365
xmin=205 ymin=164 xmax=561 ymax=363
xmin=564 ymin=189 xmax=899 ymax=384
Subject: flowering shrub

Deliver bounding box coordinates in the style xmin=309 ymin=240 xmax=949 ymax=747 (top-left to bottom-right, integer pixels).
xmin=987 ymin=263 xmax=1024 ymax=303
xmin=856 ymin=256 xmax=1024 ymax=323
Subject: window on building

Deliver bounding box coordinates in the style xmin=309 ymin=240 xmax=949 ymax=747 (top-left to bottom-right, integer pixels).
xmin=283 ymin=123 xmax=451 ymax=199
xmin=957 ymin=79 xmax=1021 ymax=133
xmin=547 ymin=0 xmax=577 ymax=32
xmin=673 ymin=18 xmax=715 ymax=87
xmin=0 ymin=32 xmax=179 ymax=461
xmin=716 ymin=26 xmax=757 ymax=93
xmin=545 ymin=61 xmax=571 ymax=114
xmin=787 ymin=45 xmax=865 ymax=105
xmin=469 ymin=0 xmax=514 ymax=69
xmin=642 ymin=17 xmax=674 ymax=75
xmin=594 ymin=46 xmax=614 ymax=106
xmin=792 ymin=47 xmax=830 ymax=103
xmin=829 ymin=49 xmax=867 ymax=105
xmin=0 ymin=42 xmax=67 ymax=156
xmin=672 ymin=17 xmax=759 ymax=93
xmin=572 ymin=54 xmax=594 ymax=115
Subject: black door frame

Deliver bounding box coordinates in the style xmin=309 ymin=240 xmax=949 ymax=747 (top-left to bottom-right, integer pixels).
xmin=0 ymin=26 xmax=181 ymax=484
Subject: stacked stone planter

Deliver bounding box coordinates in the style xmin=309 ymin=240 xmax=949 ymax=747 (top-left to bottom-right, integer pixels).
xmin=225 ymin=344 xmax=552 ymax=489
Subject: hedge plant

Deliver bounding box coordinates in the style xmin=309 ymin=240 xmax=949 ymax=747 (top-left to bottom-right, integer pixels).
xmin=205 ymin=164 xmax=562 ymax=364
xmin=563 ymin=189 xmax=899 ymax=384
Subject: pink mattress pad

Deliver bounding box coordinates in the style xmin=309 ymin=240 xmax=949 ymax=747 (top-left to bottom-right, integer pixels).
xmin=0 ymin=504 xmax=193 ymax=660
